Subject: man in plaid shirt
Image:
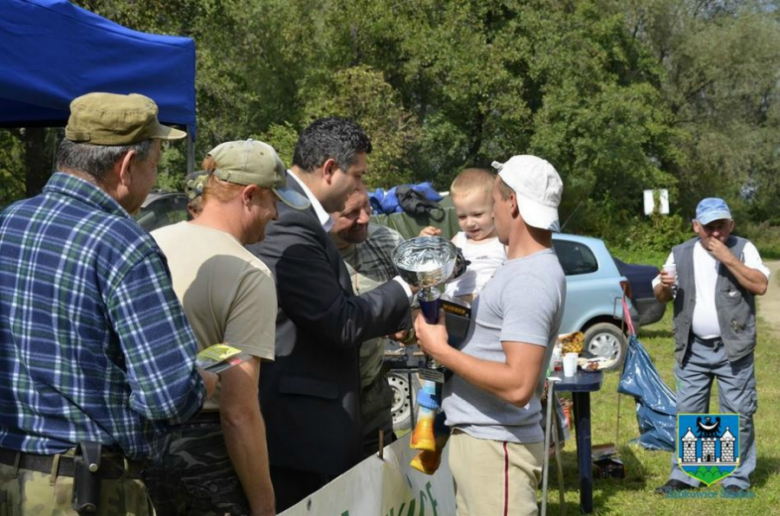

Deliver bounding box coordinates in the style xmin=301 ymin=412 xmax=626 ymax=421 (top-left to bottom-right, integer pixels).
xmin=0 ymin=92 xmax=215 ymax=515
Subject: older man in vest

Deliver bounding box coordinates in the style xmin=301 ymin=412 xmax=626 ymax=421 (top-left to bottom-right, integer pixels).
xmin=653 ymin=198 xmax=769 ymax=495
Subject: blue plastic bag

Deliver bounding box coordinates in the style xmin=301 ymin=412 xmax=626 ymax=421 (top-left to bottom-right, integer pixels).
xmin=618 ymin=334 xmax=677 ymax=452
xmin=369 ymin=182 xmax=443 ymax=215
xmin=369 ymin=188 xmax=386 ymax=214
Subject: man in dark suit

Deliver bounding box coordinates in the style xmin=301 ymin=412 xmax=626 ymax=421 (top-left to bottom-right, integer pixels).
xmin=248 ymin=117 xmax=414 ymax=512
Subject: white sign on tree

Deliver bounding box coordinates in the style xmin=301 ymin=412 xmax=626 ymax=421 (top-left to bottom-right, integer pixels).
xmin=643 ymin=189 xmax=669 ymax=215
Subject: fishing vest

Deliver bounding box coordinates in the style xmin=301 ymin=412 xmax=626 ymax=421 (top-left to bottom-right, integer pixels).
xmin=671 ymin=236 xmax=755 ymax=364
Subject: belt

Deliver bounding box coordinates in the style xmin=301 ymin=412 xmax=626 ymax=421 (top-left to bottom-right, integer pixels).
xmin=186 ymin=410 xmax=221 ymax=424
xmin=0 ymin=448 xmax=144 ymax=479
xmin=694 ymin=335 xmax=722 ymax=346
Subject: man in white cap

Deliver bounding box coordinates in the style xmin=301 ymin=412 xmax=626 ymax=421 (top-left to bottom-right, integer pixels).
xmin=415 ymin=155 xmax=567 ymax=516
xmin=148 ymin=140 xmax=309 ymax=516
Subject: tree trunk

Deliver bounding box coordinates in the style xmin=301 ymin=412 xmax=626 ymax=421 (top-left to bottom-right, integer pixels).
xmin=24 ymin=127 xmax=50 ymax=197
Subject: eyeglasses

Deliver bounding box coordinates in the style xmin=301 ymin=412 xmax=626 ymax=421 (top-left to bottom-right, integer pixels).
xmin=695 ymin=219 xmax=732 ymax=233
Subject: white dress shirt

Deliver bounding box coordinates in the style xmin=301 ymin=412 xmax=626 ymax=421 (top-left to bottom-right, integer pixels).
xmin=288 ymin=170 xmax=413 ymax=299
xmin=288 ymin=170 xmax=334 ymax=232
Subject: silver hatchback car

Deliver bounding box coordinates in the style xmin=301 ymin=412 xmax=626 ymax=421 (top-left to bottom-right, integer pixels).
xmin=552 ymin=233 xmax=637 ymax=370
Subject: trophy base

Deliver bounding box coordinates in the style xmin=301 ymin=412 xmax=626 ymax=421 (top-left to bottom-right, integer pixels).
xmin=419 ymin=367 xmax=446 ymax=383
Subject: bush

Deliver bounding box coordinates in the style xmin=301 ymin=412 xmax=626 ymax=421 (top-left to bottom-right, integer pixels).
xmin=610 ymin=217 xmax=780 ymax=265
xmin=606 ymin=213 xmax=690 ymax=266
xmin=739 ymin=221 xmax=780 ymax=260
xmin=620 ymin=213 xmax=691 ymax=254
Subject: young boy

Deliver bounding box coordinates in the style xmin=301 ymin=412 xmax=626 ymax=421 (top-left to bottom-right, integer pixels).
xmin=445 ymin=168 xmax=506 ymax=304
xmin=410 ymin=168 xmax=507 ymax=475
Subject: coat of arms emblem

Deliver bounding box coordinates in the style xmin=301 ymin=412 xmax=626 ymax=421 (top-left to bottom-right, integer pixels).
xmin=677 ymin=413 xmax=740 ymax=486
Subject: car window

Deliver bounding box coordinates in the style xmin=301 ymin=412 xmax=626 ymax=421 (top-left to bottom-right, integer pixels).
xmin=552 ymin=240 xmax=599 ymax=276
xmin=136 ymin=195 xmax=188 ymax=232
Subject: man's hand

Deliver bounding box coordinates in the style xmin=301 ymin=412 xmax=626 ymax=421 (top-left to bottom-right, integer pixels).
xmin=705 ymin=237 xmax=735 ymax=264
xmin=413 ymin=310 xmax=450 ymax=361
xmin=658 ymin=270 xmax=676 ymax=287
xmin=705 ymin=238 xmax=769 ymax=295
xmin=419 ymin=226 xmax=441 ymax=237
xmin=391 ymin=329 xmax=409 ymax=341
xmin=252 ymin=504 xmax=275 ymax=516
xmin=219 ymin=358 xmax=275 ymax=516
xmin=198 ymin=368 xmax=219 ymax=400
xmin=391 ymin=329 xmax=418 ymax=346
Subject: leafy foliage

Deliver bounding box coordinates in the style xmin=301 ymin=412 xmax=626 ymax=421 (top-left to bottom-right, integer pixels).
xmin=3 ymin=0 xmax=780 ymax=251
xmin=623 ymin=213 xmax=692 ymax=254
xmin=299 ymin=66 xmax=422 ymax=188
xmin=0 ymin=130 xmax=25 ymax=209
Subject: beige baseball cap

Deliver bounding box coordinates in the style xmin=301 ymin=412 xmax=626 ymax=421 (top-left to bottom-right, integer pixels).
xmin=65 ymin=92 xmax=186 ymax=145
xmin=491 ymin=155 xmax=563 ymax=232
xmin=209 ymin=139 xmax=310 ymax=209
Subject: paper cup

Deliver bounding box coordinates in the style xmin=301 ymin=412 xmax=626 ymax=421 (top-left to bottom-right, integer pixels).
xmin=563 ymin=352 xmax=579 ymax=377
xmin=663 ymin=263 xmax=677 ymax=285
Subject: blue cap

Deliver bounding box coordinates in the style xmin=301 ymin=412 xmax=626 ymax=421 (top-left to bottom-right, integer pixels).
xmin=696 ymin=198 xmax=732 ymax=225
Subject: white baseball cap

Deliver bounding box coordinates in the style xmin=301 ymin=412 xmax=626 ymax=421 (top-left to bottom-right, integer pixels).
xmin=491 ymin=155 xmax=563 ymax=232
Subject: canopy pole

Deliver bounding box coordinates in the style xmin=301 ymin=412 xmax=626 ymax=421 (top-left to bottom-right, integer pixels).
xmin=187 ymin=133 xmax=195 ymax=175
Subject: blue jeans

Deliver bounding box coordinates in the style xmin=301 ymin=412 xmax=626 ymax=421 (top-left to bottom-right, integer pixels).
xmin=669 ymin=336 xmax=757 ymax=489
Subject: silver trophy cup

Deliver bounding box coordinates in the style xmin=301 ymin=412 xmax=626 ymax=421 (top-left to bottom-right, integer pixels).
xmin=393 ymin=236 xmax=458 ymax=382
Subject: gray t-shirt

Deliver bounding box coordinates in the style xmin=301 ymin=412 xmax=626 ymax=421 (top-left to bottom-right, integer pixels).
xmin=442 ymin=248 xmax=566 ymax=443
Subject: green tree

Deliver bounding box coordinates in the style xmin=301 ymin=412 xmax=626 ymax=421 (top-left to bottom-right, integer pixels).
xmin=334 ymin=0 xmax=680 ymax=236
xmin=624 ymin=0 xmax=780 ymax=221
xmin=299 ymin=66 xmax=422 ymax=188
xmin=6 ymin=0 xmax=779 ymax=245
xmin=0 ymin=130 xmax=25 ymax=208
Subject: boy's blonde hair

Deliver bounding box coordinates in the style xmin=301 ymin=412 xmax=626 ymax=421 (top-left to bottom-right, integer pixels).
xmin=450 ymin=168 xmax=495 ymax=200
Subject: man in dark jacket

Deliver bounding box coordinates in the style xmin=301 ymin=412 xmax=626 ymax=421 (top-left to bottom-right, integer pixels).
xmin=248 ymin=117 xmax=413 ymax=512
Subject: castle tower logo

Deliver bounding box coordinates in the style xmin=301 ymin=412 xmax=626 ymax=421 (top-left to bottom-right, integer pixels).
xmin=677 ymin=413 xmax=740 ymax=486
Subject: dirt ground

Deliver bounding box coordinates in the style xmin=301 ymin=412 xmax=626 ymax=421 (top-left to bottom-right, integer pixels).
xmin=758 ymin=260 xmax=780 ymax=334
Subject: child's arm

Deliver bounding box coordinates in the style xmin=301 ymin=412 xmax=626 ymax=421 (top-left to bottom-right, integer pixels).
xmin=419 ymin=226 xmax=441 ymax=237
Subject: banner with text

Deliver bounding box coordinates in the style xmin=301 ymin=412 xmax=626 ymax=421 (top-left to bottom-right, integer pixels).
xmin=280 ymin=433 xmax=455 ymax=515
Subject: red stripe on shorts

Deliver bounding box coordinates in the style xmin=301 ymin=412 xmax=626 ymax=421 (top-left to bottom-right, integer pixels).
xmin=503 ymin=441 xmax=509 ymax=516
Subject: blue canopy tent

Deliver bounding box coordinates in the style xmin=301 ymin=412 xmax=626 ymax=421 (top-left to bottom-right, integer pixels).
xmin=0 ymin=0 xmax=197 ymax=172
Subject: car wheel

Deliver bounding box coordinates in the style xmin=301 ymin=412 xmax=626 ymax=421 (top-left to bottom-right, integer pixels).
xmin=583 ymin=322 xmax=626 ymax=371
xmin=388 ymin=371 xmax=419 ymax=433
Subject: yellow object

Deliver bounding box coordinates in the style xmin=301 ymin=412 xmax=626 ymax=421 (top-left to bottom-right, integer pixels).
xmin=196 ymin=343 xmax=242 ymax=369
xmin=410 ymin=418 xmax=436 ymax=452
xmin=411 ymin=449 xmax=442 ymax=475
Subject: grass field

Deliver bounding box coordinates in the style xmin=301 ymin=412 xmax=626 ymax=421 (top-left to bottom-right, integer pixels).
xmin=546 ymin=283 xmax=780 ymax=514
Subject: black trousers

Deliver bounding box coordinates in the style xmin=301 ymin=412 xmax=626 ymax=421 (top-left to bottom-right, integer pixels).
xmin=270 ymin=465 xmax=334 ymax=512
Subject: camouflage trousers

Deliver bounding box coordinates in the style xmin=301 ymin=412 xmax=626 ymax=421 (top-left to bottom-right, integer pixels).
xmin=360 ymin=374 xmax=396 ymax=459
xmin=142 ymin=420 xmax=250 ymax=516
xmin=0 ymin=461 xmax=154 ymax=516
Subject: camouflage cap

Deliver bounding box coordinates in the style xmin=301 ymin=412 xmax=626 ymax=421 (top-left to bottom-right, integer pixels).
xmin=209 ymin=139 xmax=310 ymax=209
xmin=185 ymin=171 xmax=210 ymax=201
xmin=65 ymin=92 xmax=186 ymax=145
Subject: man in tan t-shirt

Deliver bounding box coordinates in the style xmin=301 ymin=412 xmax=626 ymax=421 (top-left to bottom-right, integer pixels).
xmin=148 ymin=139 xmax=309 ymax=516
